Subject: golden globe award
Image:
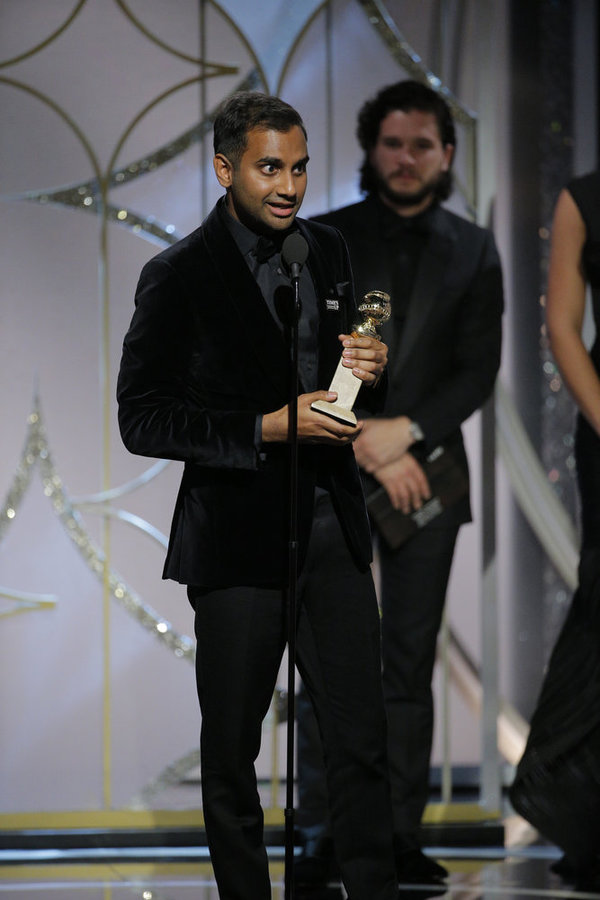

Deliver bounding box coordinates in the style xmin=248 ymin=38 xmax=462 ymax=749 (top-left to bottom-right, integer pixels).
xmin=311 ymin=290 xmax=391 ymax=425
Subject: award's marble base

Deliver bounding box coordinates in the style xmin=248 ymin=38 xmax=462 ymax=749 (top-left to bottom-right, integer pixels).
xmin=311 ymin=356 xmax=360 ymax=425
xmin=310 ymin=399 xmax=358 ymax=425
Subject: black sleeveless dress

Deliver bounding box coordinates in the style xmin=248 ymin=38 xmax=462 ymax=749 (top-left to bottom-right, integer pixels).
xmin=510 ymin=171 xmax=600 ymax=871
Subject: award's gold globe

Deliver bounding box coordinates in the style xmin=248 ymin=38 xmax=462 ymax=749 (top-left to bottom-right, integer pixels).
xmin=354 ymin=290 xmax=391 ymax=340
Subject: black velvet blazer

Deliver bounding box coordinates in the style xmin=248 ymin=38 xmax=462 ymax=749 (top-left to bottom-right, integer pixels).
xmin=313 ymin=196 xmax=504 ymax=526
xmin=117 ymin=204 xmax=382 ymax=588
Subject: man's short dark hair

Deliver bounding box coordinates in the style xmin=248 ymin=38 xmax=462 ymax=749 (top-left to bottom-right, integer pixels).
xmin=357 ymin=80 xmax=456 ymax=200
xmin=213 ymin=91 xmax=307 ymax=166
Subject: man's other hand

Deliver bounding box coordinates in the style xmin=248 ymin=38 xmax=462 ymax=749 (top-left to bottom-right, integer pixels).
xmin=262 ymin=392 xmax=363 ymax=445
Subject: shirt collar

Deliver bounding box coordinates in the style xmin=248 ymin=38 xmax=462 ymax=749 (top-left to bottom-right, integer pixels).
xmin=373 ymin=193 xmax=438 ymax=238
xmin=218 ymin=195 xmax=258 ymax=257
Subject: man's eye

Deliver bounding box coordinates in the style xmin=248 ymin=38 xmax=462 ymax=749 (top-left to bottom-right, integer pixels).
xmin=293 ymin=164 xmax=306 ymax=174
xmin=262 ymin=164 xmax=277 ymax=174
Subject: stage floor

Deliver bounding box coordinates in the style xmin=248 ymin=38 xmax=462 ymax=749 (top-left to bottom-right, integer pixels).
xmin=1 ymin=837 xmax=599 ymax=899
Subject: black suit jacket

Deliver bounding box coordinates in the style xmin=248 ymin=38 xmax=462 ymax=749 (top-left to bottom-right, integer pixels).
xmin=117 ymin=203 xmax=382 ymax=588
xmin=313 ymin=195 xmax=504 ymax=526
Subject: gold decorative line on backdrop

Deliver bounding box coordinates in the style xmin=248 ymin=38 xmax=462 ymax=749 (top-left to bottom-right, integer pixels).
xmin=0 ymin=393 xmax=194 ymax=661
xmin=0 ymin=76 xmax=102 ymax=180
xmin=0 ymin=589 xmax=56 ymax=620
xmin=1 ymin=70 xmax=263 ymax=248
xmin=0 ymin=1 xmax=367 ymax=814
xmin=116 ymin=0 xmax=237 ymax=72
xmin=355 ymin=0 xmax=478 ymax=215
xmin=275 ymin=1 xmax=328 ymax=95
xmin=0 ymin=0 xmax=88 ymax=69
xmin=0 ymin=45 xmax=263 ymax=812
xmin=356 ymin=0 xmax=476 ymax=127
xmin=210 ymin=1 xmax=270 ymax=91
xmin=273 ymin=0 xmax=478 ymax=215
xmin=94 ymin=64 xmax=261 ymax=804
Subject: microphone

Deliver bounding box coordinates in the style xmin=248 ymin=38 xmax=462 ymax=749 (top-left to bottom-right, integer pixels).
xmin=282 ymin=232 xmax=309 ymax=281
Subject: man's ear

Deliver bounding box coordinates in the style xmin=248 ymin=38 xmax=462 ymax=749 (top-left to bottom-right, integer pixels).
xmin=442 ymin=143 xmax=454 ymax=171
xmin=213 ymin=153 xmax=233 ymax=188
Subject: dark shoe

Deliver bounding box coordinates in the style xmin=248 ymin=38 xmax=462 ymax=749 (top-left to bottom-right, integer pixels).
xmin=396 ymin=847 xmax=448 ymax=884
xmin=574 ymin=858 xmax=600 ymax=892
xmin=294 ymin=888 xmax=343 ymax=899
xmin=550 ymin=854 xmax=576 ymax=881
xmin=394 ymin=888 xmax=447 ymax=899
xmin=293 ymin=835 xmax=339 ymax=887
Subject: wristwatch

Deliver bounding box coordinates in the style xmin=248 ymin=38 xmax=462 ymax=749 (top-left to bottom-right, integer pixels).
xmin=409 ymin=420 xmax=425 ymax=443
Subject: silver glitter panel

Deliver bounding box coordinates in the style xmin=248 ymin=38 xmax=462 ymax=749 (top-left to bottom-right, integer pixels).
xmin=1 ymin=393 xmax=194 ymax=661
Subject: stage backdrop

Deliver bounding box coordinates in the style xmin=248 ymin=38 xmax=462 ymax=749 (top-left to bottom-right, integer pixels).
xmin=0 ymin=0 xmax=507 ymax=820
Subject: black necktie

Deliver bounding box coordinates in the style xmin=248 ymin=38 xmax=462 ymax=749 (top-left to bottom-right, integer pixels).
xmin=254 ymin=236 xmax=279 ymax=263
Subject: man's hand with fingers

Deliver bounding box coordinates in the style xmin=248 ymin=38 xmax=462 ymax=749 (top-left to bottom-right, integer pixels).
xmin=262 ymin=391 xmax=363 ymax=445
xmin=372 ymin=453 xmax=431 ymax=514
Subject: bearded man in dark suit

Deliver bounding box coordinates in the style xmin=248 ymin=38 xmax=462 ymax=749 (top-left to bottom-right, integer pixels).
xmin=296 ymin=80 xmax=504 ymax=886
xmin=117 ymin=91 xmax=401 ymax=900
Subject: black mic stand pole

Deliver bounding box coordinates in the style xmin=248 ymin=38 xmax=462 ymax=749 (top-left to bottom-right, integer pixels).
xmin=281 ymin=232 xmax=308 ymax=900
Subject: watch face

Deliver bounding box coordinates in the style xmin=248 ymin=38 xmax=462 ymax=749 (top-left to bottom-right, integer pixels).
xmin=410 ymin=421 xmax=424 ymax=441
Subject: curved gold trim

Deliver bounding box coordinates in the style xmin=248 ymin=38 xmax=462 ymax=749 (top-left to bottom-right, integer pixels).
xmin=1 ymin=71 xmax=264 ymax=212
xmin=0 ymin=590 xmax=56 ymax=619
xmin=0 ymin=0 xmax=88 ymax=69
xmin=209 ymin=0 xmax=269 ymax=92
xmin=0 ymin=76 xmax=101 ymax=180
xmin=276 ymin=1 xmax=330 ymax=96
xmin=106 ymin=75 xmax=203 ymax=175
xmin=356 ymin=0 xmax=476 ymax=128
xmin=115 ymin=0 xmax=236 ymax=73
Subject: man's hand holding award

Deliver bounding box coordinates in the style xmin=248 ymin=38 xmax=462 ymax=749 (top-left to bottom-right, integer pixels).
xmin=311 ymin=290 xmax=391 ymax=425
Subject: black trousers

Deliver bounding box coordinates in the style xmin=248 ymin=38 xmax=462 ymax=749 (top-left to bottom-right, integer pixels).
xmin=189 ymin=493 xmax=398 ymax=900
xmin=297 ymin=521 xmax=459 ymax=848
xmin=379 ymin=523 xmax=459 ymax=844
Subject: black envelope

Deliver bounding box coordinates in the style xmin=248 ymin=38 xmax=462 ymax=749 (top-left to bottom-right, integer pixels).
xmin=366 ymin=445 xmax=468 ymax=548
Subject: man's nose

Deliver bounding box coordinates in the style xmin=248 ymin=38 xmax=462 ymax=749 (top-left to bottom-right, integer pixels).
xmin=277 ymin=170 xmax=296 ymax=197
xmin=396 ymin=145 xmax=415 ymax=164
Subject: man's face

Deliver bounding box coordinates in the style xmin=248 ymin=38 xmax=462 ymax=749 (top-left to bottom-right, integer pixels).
xmin=369 ymin=108 xmax=453 ymax=215
xmin=214 ymin=125 xmax=309 ymax=234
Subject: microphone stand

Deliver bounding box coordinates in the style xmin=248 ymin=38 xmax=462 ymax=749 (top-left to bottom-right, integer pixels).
xmin=281 ymin=233 xmax=308 ymax=900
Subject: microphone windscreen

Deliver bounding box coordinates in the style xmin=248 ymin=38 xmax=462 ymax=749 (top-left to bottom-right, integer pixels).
xmin=282 ymin=232 xmax=309 ymax=270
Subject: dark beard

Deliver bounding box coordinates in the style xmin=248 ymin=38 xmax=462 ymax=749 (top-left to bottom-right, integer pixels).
xmin=375 ymin=169 xmax=443 ymax=209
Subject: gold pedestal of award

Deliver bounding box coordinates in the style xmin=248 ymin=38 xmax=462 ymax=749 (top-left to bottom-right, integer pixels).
xmin=311 ymin=290 xmax=391 ymax=425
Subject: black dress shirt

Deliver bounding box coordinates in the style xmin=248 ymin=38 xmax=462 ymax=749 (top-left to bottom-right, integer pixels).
xmin=377 ymin=196 xmax=436 ymax=352
xmin=219 ymin=198 xmax=320 ymax=393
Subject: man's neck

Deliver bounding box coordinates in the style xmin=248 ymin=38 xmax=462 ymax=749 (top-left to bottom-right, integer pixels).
xmin=377 ymin=191 xmax=435 ymax=219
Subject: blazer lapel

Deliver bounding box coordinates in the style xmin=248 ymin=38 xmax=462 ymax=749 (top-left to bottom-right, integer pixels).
xmin=390 ymin=208 xmax=455 ymax=383
xmin=299 ymin=219 xmax=353 ymax=385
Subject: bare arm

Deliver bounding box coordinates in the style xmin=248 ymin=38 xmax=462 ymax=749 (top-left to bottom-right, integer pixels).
xmin=546 ymin=187 xmax=600 ymax=435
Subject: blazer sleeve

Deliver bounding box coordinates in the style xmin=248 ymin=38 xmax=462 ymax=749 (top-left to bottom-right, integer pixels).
xmin=117 ymin=256 xmax=259 ymax=470
xmin=415 ymin=230 xmax=504 ymax=449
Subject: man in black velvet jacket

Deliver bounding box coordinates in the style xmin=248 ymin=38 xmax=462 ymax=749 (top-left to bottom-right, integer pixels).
xmin=117 ymin=92 xmax=400 ymax=900
xmin=296 ymin=81 xmax=504 ymax=886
